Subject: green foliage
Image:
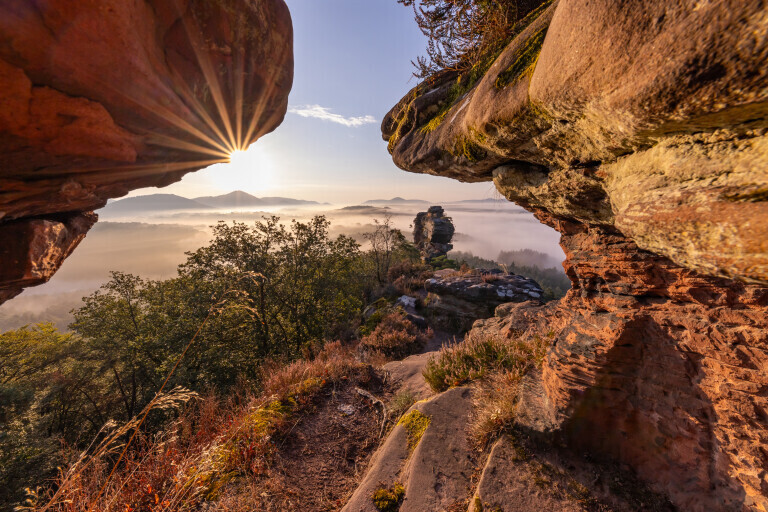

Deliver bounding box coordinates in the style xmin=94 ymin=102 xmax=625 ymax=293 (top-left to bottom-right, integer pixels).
xmin=0 ymin=216 xmax=384 ymax=509
xmin=0 ymin=325 xmax=98 ymax=506
xmin=364 ymin=214 xmax=420 ymax=285
xmin=423 ymin=331 xmax=548 ymax=392
xmin=428 ymin=255 xmax=460 ymax=270
xmin=372 ymin=482 xmax=406 ymax=511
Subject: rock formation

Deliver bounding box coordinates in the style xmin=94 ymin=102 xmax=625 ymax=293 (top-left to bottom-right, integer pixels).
xmin=383 ymin=0 xmax=768 ymax=510
xmin=424 ymin=268 xmax=543 ymax=331
xmin=413 ymin=205 xmax=455 ymax=261
xmin=0 ymin=0 xmax=293 ymax=303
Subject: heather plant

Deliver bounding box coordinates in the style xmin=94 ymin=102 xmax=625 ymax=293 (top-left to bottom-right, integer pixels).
xmin=358 ymin=311 xmax=433 ymax=361
xmin=422 ymin=330 xmax=547 ymax=392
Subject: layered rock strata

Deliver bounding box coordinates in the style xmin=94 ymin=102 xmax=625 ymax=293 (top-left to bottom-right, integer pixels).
xmin=0 ymin=0 xmax=293 ymax=302
xmin=383 ymin=0 xmax=768 ymax=509
xmin=413 ymin=205 xmax=455 ymax=261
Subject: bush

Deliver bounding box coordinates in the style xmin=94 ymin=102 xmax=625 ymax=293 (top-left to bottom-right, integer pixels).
xmin=358 ymin=312 xmax=433 ymax=361
xmin=388 ymin=260 xmax=433 ymax=295
xmin=422 ymin=331 xmax=547 ymax=392
xmin=388 ymin=389 xmax=417 ymax=420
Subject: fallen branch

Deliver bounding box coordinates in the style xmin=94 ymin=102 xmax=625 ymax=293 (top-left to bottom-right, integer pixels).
xmin=356 ymin=387 xmax=388 ymax=438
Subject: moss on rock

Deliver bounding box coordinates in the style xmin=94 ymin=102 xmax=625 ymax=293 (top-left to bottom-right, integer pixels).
xmin=398 ymin=410 xmax=431 ymax=450
xmin=372 ymin=482 xmax=405 ymax=511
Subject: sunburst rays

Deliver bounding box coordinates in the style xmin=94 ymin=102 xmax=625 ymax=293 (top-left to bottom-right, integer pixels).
xmin=92 ymin=0 xmax=290 ymax=181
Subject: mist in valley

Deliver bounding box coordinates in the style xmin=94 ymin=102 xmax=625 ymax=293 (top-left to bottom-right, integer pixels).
xmin=0 ymin=196 xmax=564 ymax=332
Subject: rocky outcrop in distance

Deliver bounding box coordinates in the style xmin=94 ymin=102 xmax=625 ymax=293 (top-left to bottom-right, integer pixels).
xmin=0 ymin=0 xmax=293 ymax=303
xmin=424 ymin=268 xmax=544 ymax=331
xmin=383 ymin=0 xmax=768 ymax=510
xmin=413 ymin=205 xmax=455 ymax=261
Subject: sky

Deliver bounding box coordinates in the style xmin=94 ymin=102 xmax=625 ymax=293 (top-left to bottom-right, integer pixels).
xmin=132 ymin=0 xmax=496 ymax=203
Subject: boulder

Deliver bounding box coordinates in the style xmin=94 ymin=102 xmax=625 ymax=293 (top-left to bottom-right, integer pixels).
xmin=0 ymin=0 xmax=293 ymax=303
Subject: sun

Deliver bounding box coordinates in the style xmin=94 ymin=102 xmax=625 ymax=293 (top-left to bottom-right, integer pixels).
xmin=228 ymin=149 xmax=248 ymax=165
xmin=213 ymin=144 xmax=276 ymax=193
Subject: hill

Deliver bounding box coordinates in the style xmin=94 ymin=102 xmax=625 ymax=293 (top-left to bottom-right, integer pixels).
xmin=363 ymin=197 xmax=429 ymax=205
xmin=194 ymin=190 xmax=322 ymax=207
xmin=98 ymin=194 xmax=211 ymax=216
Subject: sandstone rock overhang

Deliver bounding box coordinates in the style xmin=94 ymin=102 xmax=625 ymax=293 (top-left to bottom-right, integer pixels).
xmin=383 ymin=1 xmax=768 ymax=510
xmin=383 ymin=0 xmax=768 ymax=285
xmin=0 ymin=0 xmax=294 ymax=303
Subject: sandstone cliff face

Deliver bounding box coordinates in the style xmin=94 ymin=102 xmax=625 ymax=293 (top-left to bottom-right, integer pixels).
xmin=0 ymin=0 xmax=293 ymax=302
xmin=383 ymin=1 xmax=768 ymax=510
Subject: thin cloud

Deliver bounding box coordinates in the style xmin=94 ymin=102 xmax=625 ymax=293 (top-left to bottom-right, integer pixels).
xmin=288 ymin=104 xmax=377 ymax=127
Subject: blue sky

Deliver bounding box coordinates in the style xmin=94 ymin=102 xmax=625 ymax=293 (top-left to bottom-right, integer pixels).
xmin=145 ymin=0 xmax=495 ymax=203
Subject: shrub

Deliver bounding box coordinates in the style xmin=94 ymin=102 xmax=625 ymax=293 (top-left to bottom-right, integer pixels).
xmin=358 ymin=312 xmax=432 ymax=361
xmin=388 ymin=260 xmax=433 ymax=295
xmin=422 ymin=331 xmax=548 ymax=393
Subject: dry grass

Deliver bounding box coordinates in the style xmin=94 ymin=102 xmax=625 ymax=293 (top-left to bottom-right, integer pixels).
xmin=422 ymin=331 xmax=550 ymax=446
xmin=423 ymin=331 xmax=547 ymax=393
xmin=471 ymin=371 xmax=525 ymax=448
xmin=26 ymin=343 xmax=361 ymax=512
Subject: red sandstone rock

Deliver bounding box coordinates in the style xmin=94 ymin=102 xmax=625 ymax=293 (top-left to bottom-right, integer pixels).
xmin=474 ymin=216 xmax=768 ymax=511
xmin=0 ymin=0 xmax=293 ymax=301
xmin=383 ymin=0 xmax=768 ymax=509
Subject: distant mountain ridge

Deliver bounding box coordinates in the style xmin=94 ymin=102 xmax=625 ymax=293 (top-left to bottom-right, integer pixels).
xmin=99 ymin=194 xmax=211 ymax=215
xmin=364 ymin=197 xmax=502 ymax=205
xmin=363 ymin=197 xmax=429 ymax=204
xmin=99 ymin=191 xmax=322 ymax=216
xmin=194 ymin=191 xmax=321 ymax=207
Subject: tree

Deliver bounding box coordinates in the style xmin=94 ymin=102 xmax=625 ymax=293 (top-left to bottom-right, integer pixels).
xmin=397 ymin=0 xmax=538 ymax=78
xmin=363 ymin=214 xmax=419 ymax=285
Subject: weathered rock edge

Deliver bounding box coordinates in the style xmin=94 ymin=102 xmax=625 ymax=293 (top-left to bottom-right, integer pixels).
xmin=383 ymin=1 xmax=768 ymax=510
xmin=0 ymin=0 xmax=294 ymax=303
